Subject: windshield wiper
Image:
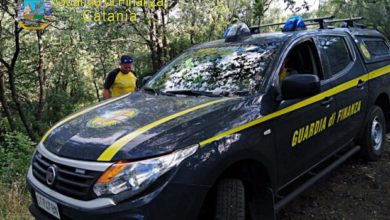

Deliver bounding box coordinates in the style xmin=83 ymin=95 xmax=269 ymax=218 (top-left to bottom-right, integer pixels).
xmin=143 ymin=87 xmax=174 ymax=96
xmin=164 ymin=90 xmax=222 ymax=97
xmin=143 ymin=87 xmax=158 ymax=94
xmin=215 ymin=90 xmax=250 ymax=97
xmin=231 ymin=90 xmax=250 ymax=96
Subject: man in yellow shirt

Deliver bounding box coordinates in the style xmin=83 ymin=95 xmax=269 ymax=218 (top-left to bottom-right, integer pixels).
xmin=103 ymin=55 xmax=138 ymax=100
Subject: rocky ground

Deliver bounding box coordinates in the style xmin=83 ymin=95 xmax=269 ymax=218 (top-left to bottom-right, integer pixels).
xmin=279 ymin=134 xmax=390 ymax=220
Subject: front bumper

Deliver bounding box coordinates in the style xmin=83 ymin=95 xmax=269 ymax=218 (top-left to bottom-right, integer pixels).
xmin=27 ymin=167 xmax=209 ymax=220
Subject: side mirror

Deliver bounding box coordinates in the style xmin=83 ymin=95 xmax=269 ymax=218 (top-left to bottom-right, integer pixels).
xmin=142 ymin=76 xmax=152 ymax=87
xmin=281 ymin=74 xmax=320 ymax=100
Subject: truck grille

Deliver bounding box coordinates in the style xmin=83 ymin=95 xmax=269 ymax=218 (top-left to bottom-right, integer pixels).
xmin=31 ymin=152 xmax=103 ymax=200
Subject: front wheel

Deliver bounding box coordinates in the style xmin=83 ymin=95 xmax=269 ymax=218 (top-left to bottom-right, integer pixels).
xmin=215 ymin=178 xmax=245 ymax=220
xmin=359 ymin=106 xmax=386 ymax=161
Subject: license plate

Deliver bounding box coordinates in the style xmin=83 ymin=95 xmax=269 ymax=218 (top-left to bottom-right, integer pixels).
xmin=35 ymin=192 xmax=61 ymax=219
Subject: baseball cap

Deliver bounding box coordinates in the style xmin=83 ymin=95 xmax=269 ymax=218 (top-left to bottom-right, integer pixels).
xmin=120 ymin=55 xmax=133 ymax=64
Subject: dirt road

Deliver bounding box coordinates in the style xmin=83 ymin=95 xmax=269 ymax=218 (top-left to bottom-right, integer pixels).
xmin=279 ymin=135 xmax=390 ymax=220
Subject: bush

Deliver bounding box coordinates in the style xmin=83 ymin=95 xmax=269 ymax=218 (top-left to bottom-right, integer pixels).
xmin=0 ymin=131 xmax=35 ymax=219
xmin=0 ymin=131 xmax=35 ymax=183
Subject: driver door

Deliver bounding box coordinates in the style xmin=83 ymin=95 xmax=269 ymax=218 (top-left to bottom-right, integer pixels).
xmin=273 ymin=37 xmax=338 ymax=186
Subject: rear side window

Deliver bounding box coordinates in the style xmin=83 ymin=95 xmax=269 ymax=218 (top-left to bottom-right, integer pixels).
xmin=318 ymin=36 xmax=352 ymax=76
xmin=364 ymin=40 xmax=390 ymax=56
xmin=357 ymin=37 xmax=390 ymax=63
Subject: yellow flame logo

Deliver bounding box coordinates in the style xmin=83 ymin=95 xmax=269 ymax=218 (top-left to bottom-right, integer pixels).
xmin=360 ymin=43 xmax=371 ymax=59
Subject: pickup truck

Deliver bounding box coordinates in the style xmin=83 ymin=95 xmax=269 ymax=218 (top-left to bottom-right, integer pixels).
xmin=27 ymin=17 xmax=390 ymax=220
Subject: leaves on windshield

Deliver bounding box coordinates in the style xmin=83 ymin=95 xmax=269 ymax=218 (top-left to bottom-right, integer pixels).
xmin=149 ymin=45 xmax=275 ymax=94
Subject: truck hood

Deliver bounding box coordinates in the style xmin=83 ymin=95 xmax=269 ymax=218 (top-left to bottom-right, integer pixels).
xmin=42 ymin=92 xmax=241 ymax=162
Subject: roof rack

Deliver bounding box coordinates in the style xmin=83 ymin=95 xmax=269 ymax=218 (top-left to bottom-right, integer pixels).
xmin=325 ymin=17 xmax=365 ymax=28
xmin=250 ymin=16 xmax=365 ymax=34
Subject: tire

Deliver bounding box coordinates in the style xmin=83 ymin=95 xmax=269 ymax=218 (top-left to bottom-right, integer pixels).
xmin=215 ymin=178 xmax=245 ymax=220
xmin=359 ymin=106 xmax=386 ymax=161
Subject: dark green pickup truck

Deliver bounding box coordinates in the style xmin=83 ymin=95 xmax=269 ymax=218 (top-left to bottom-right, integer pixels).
xmin=27 ymin=17 xmax=390 ymax=220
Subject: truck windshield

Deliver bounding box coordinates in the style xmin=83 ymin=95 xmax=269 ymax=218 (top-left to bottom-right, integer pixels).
xmin=145 ymin=44 xmax=278 ymax=96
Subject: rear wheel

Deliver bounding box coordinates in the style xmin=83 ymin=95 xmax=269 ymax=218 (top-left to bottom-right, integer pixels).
xmin=215 ymin=178 xmax=245 ymax=220
xmin=359 ymin=106 xmax=386 ymax=161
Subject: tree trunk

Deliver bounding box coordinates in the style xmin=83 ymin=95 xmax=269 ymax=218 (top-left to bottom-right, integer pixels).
xmin=8 ymin=66 xmax=37 ymax=141
xmin=7 ymin=21 xmax=37 ymax=141
xmin=0 ymin=70 xmax=16 ymax=131
xmin=189 ymin=4 xmax=196 ymax=45
xmin=93 ymin=67 xmax=101 ymax=102
xmin=35 ymin=30 xmax=46 ymax=135
xmin=0 ymin=3 xmax=16 ymax=131
xmin=161 ymin=8 xmax=170 ymax=64
xmin=136 ymin=3 xmax=177 ymax=72
xmin=0 ymin=5 xmax=37 ymax=140
xmin=149 ymin=9 xmax=160 ymax=72
xmin=154 ymin=9 xmax=164 ymax=70
xmin=93 ymin=79 xmax=101 ymax=102
xmin=99 ymin=54 xmax=108 ymax=88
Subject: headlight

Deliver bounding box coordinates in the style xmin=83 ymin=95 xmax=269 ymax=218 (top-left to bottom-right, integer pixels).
xmin=93 ymin=144 xmax=198 ymax=197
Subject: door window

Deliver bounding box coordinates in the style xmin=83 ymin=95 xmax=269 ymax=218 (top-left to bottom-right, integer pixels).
xmin=279 ymin=40 xmax=324 ymax=82
xmin=318 ymin=36 xmax=352 ymax=77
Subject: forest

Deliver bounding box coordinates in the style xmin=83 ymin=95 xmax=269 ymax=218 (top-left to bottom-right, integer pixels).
xmin=0 ymin=0 xmax=389 ymax=218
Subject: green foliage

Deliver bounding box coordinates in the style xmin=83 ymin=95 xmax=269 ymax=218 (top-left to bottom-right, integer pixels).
xmin=0 ymin=130 xmax=33 ymax=219
xmin=0 ymin=132 xmax=35 ymax=183
xmin=0 ymin=117 xmax=10 ymax=134
xmin=45 ymin=90 xmax=78 ymax=123
xmin=317 ymin=0 xmax=390 ymax=36
xmin=253 ymin=0 xmax=272 ymax=25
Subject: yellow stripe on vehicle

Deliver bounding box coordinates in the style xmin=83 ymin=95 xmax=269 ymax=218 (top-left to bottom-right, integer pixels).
xmin=40 ymin=94 xmax=131 ymax=143
xmin=97 ymin=98 xmax=232 ymax=161
xmin=200 ymin=65 xmax=390 ymax=147
xmin=368 ymin=64 xmax=390 ymax=80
